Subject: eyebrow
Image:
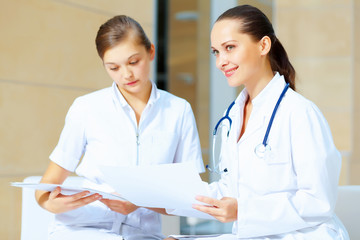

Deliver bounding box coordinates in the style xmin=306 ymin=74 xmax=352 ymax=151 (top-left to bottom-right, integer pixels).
xmin=211 ymin=40 xmax=237 ymax=49
xmin=104 ymin=53 xmax=140 ymax=65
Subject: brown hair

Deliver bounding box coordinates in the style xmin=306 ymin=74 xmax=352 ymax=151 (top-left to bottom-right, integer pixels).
xmin=95 ymin=15 xmax=152 ymax=59
xmin=217 ymin=5 xmax=296 ymax=90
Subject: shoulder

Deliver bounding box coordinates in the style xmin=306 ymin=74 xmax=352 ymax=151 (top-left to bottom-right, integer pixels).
xmin=283 ymin=88 xmax=321 ymax=113
xmin=67 ymin=87 xmax=112 ymax=118
xmin=282 ymin=88 xmax=327 ymax=124
xmin=157 ymin=89 xmax=191 ymax=110
xmin=72 ymin=87 xmax=112 ymax=109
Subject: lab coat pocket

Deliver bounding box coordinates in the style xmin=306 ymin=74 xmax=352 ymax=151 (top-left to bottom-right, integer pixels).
xmin=253 ymin=147 xmax=293 ymax=193
xmin=263 ymin=147 xmax=289 ymax=165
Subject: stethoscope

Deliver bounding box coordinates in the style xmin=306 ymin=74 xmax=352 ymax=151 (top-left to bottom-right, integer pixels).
xmin=206 ymin=82 xmax=290 ymax=175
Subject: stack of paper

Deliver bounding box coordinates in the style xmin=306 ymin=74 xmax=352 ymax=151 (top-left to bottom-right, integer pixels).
xmin=11 ymin=162 xmax=213 ymax=219
xmin=98 ymin=161 xmax=213 ymax=219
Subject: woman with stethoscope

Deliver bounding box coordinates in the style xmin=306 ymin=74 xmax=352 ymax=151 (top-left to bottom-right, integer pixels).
xmin=169 ymin=4 xmax=349 ymax=240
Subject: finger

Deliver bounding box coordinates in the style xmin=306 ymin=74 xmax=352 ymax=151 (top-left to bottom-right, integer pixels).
xmin=68 ymin=190 xmax=91 ymax=201
xmin=49 ymin=186 xmax=61 ymax=200
xmin=195 ymin=195 xmax=219 ymax=207
xmin=193 ymin=203 xmax=225 ymax=222
xmin=99 ymin=198 xmax=110 ymax=204
xmin=72 ymin=193 xmax=102 ymax=208
xmin=99 ymin=199 xmax=121 ymax=208
xmin=192 ymin=204 xmax=222 ymax=216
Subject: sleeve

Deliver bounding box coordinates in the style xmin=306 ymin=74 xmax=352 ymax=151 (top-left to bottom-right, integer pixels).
xmin=49 ymin=98 xmax=87 ymax=172
xmin=173 ymin=101 xmax=205 ymax=173
xmin=290 ymin=103 xmax=341 ymax=221
xmin=235 ymin=103 xmax=342 ymax=238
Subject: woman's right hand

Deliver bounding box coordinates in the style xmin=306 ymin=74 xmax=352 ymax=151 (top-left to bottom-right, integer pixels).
xmin=36 ymin=162 xmax=103 ymax=214
xmin=41 ymin=186 xmax=102 ymax=214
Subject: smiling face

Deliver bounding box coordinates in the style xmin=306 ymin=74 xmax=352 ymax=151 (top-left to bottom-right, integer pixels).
xmin=211 ymin=19 xmax=265 ymax=88
xmin=103 ymin=34 xmax=155 ymax=98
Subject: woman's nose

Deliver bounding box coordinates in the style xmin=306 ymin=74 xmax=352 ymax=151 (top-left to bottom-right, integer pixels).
xmin=121 ymin=67 xmax=133 ymax=79
xmin=216 ymin=54 xmax=229 ymax=70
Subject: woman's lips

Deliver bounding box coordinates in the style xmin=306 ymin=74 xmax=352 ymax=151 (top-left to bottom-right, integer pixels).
xmin=126 ymin=80 xmax=138 ymax=86
xmin=224 ymin=67 xmax=238 ymax=77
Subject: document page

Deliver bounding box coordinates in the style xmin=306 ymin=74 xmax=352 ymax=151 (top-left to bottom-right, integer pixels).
xmin=11 ymin=182 xmax=126 ymax=201
xmin=99 ymin=162 xmax=211 ymax=216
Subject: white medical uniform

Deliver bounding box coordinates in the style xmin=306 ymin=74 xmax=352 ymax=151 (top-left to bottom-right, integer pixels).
xmin=48 ymin=81 xmax=204 ymax=240
xmin=205 ymin=73 xmax=349 ymax=239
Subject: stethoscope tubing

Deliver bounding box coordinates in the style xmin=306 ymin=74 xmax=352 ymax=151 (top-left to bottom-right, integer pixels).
xmin=262 ymin=82 xmax=290 ymax=146
xmin=213 ymin=101 xmax=235 ymax=136
xmin=209 ymin=82 xmax=290 ymax=175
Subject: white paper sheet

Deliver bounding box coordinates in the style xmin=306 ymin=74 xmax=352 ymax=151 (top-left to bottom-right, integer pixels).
xmin=99 ymin=162 xmax=213 ymax=218
xmin=11 ymin=182 xmax=126 ymax=201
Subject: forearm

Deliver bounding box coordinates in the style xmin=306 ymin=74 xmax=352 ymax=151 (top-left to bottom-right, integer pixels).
xmin=34 ymin=161 xmax=71 ymax=212
xmin=35 ymin=189 xmax=51 ymax=209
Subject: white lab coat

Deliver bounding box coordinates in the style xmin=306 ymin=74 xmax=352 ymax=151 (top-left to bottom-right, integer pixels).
xmin=48 ymin=81 xmax=204 ymax=240
xmin=207 ymin=73 xmax=349 ymax=239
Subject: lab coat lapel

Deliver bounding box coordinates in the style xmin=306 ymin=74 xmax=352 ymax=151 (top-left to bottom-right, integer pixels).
xmin=237 ymin=113 xmax=266 ymax=144
xmin=238 ymin=73 xmax=286 ymax=144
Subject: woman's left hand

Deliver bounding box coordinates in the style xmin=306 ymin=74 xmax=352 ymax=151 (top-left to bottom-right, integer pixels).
xmin=192 ymin=196 xmax=237 ymax=223
xmin=100 ymin=199 xmax=139 ymax=215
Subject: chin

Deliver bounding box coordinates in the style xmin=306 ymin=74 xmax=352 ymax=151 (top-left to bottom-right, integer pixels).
xmin=227 ymin=79 xmax=242 ymax=88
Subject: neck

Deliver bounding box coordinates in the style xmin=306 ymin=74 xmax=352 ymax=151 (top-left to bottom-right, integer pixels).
xmin=245 ymin=67 xmax=274 ymax=102
xmin=118 ymin=81 xmax=152 ymax=125
xmin=119 ymin=81 xmax=152 ymax=107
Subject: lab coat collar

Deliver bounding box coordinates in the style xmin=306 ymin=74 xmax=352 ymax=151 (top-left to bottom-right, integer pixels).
xmin=235 ymin=72 xmax=287 ymax=143
xmin=252 ymin=72 xmax=287 ymax=114
xmin=112 ymin=81 xmax=160 ymax=109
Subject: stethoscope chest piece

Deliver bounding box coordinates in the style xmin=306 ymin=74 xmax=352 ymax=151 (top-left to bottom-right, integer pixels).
xmin=254 ymin=143 xmax=271 ymax=158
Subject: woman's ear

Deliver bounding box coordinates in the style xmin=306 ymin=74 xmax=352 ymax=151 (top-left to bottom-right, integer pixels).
xmin=150 ymin=44 xmax=156 ymax=60
xmin=259 ymin=36 xmax=271 ymax=56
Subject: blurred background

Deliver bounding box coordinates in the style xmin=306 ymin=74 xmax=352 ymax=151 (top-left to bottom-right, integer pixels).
xmin=1 ymin=0 xmax=359 ymax=238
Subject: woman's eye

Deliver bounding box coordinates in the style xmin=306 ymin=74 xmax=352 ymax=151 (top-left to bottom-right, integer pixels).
xmin=226 ymin=45 xmax=234 ymax=51
xmin=211 ymin=49 xmax=219 ymax=56
xmin=129 ymin=60 xmax=139 ymax=65
xmin=109 ymin=67 xmax=118 ymax=71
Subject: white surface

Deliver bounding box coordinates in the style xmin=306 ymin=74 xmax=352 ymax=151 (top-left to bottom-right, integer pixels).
xmin=334 ymin=185 xmax=360 ymax=239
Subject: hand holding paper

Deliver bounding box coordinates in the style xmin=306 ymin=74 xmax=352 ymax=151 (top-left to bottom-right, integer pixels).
xmin=100 ymin=198 xmax=139 ymax=215
xmin=192 ymin=196 xmax=238 ymax=222
xmin=12 ymin=162 xmax=214 ymax=219
xmin=99 ymin=162 xmax=214 ymax=219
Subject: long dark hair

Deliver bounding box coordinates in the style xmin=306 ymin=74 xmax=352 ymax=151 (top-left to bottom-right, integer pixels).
xmin=95 ymin=15 xmax=152 ymax=59
xmin=217 ymin=5 xmax=296 ymax=90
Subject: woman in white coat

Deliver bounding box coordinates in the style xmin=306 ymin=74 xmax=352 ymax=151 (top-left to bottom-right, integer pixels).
xmin=190 ymin=5 xmax=349 ymax=240
xmin=35 ymin=15 xmax=204 ymax=240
